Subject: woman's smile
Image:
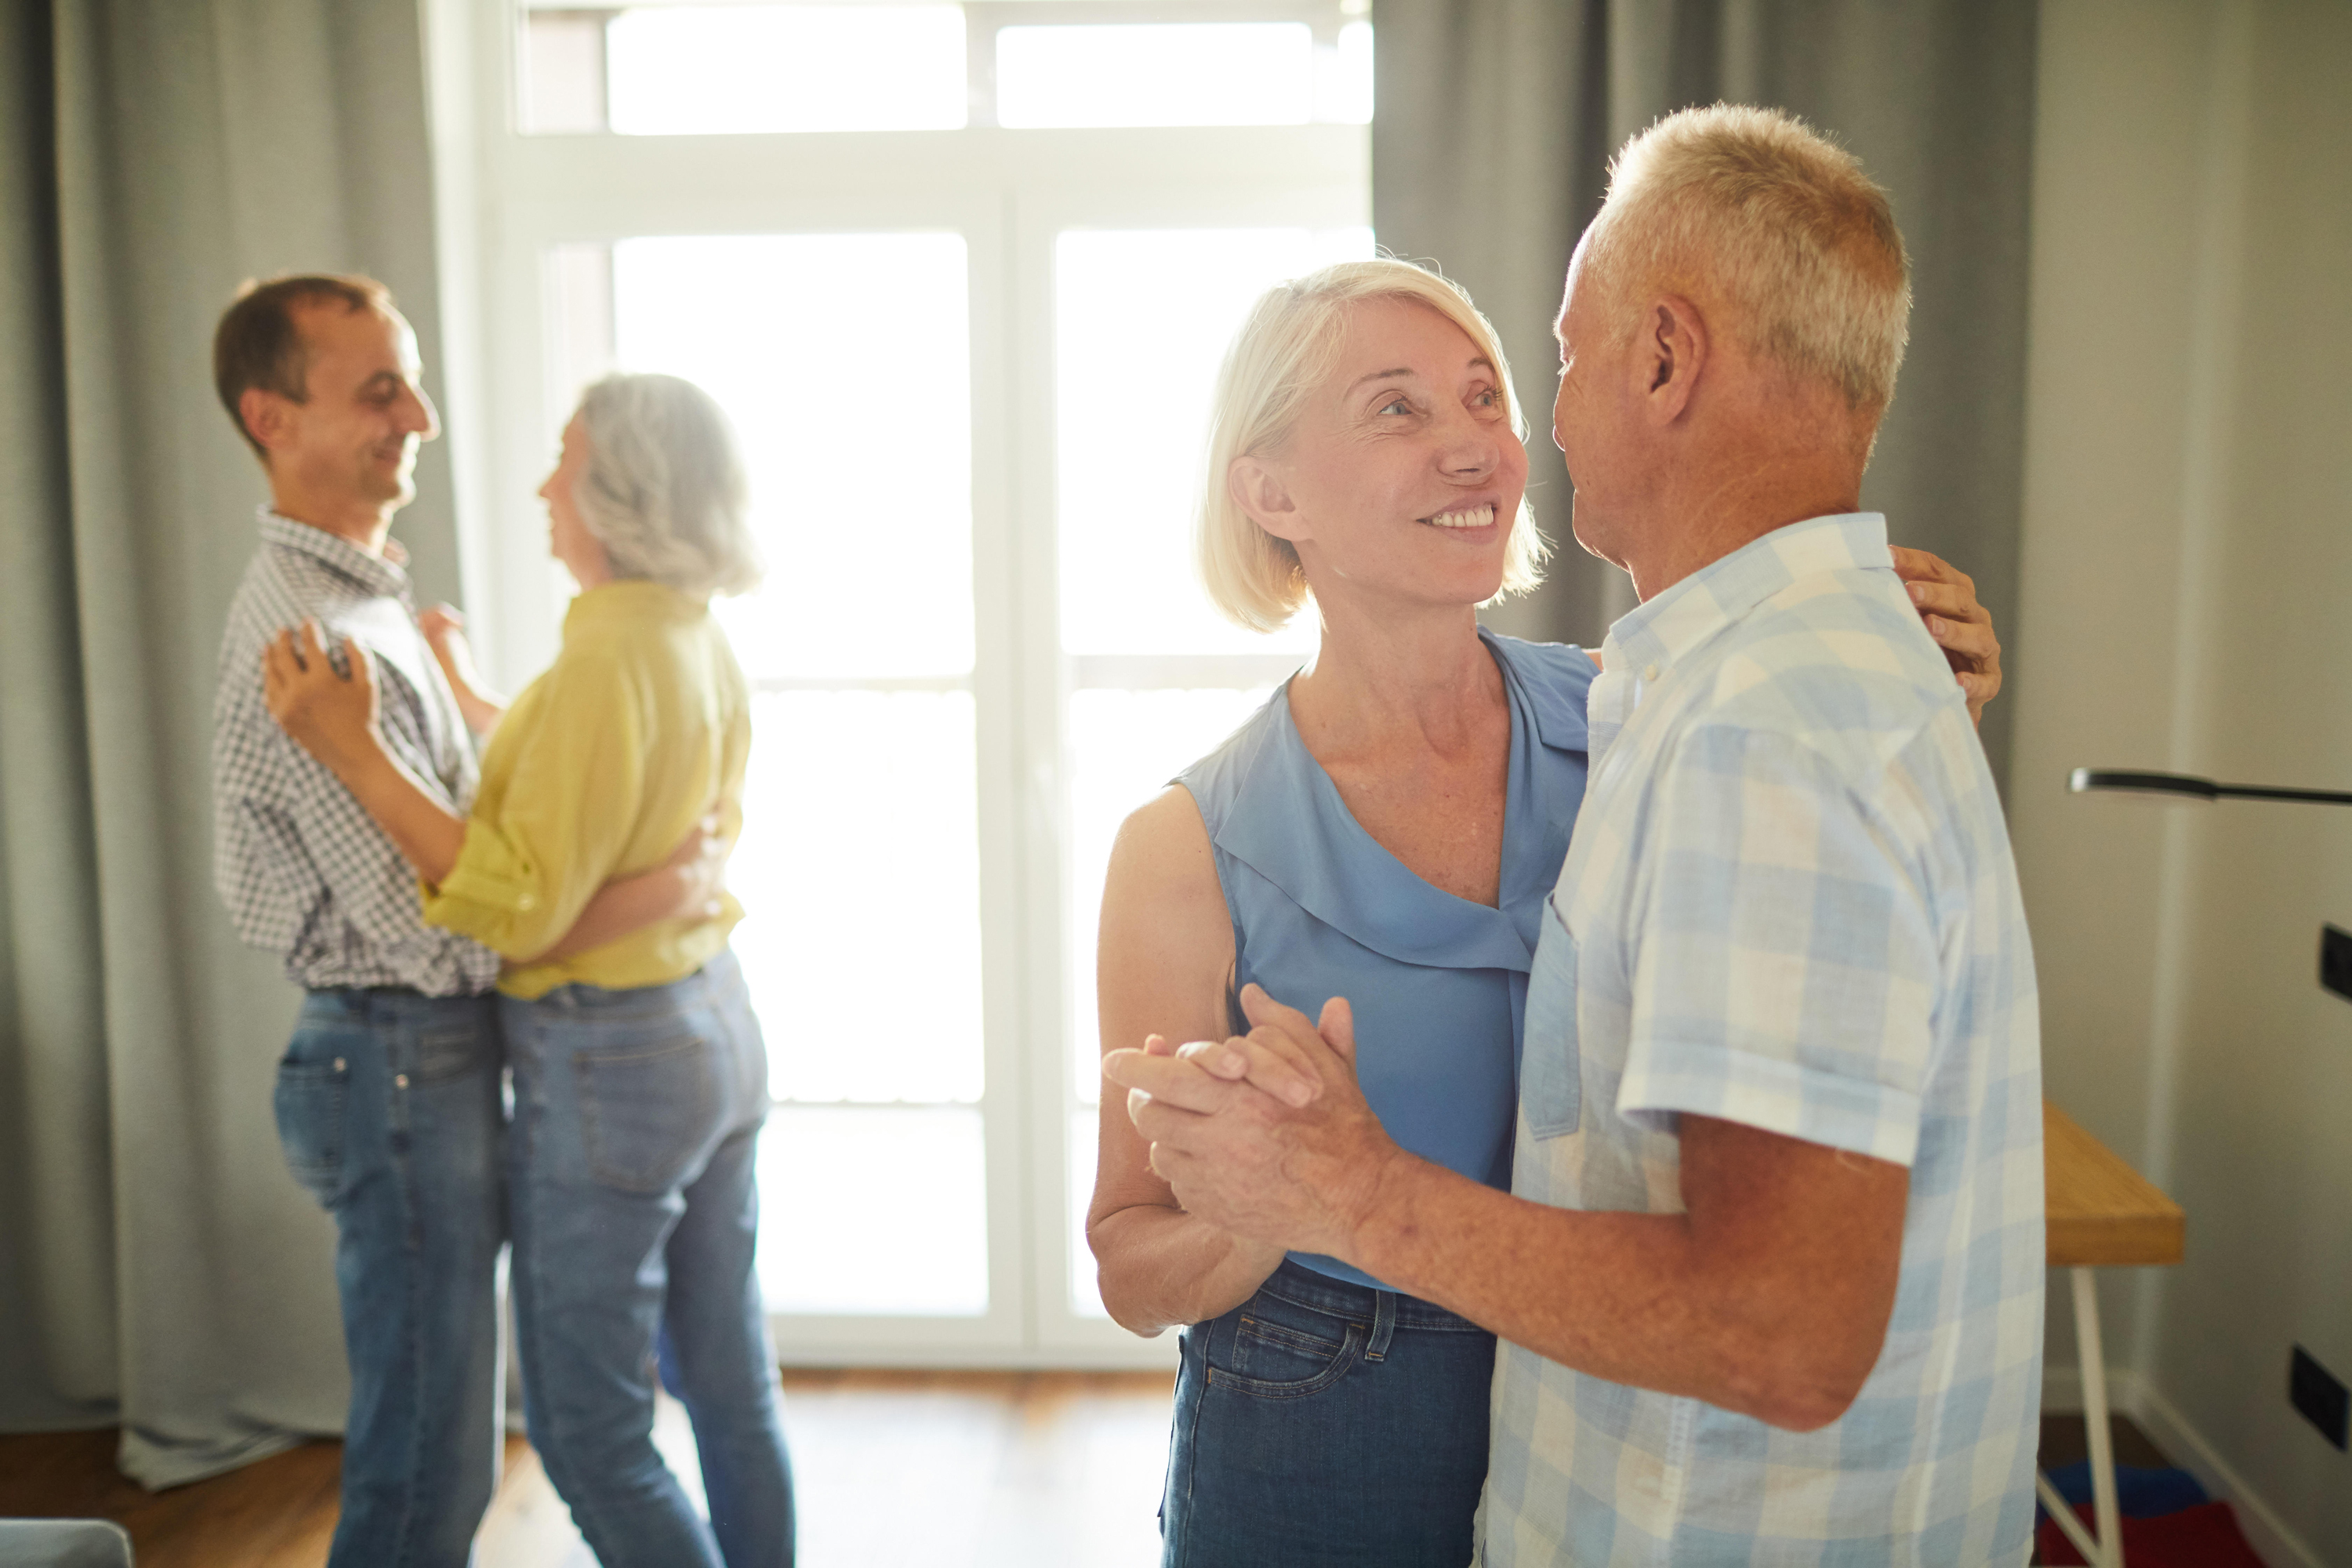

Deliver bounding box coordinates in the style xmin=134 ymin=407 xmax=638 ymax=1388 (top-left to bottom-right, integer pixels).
xmin=1419 ymin=501 xmax=1499 ymax=536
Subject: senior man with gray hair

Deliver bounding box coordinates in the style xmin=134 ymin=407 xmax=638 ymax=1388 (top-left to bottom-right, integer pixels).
xmin=1105 ymin=103 xmax=2042 ymax=1565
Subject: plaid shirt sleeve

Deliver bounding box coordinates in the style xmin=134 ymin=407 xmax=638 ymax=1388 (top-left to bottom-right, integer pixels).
xmin=1614 ymin=720 xmax=1939 ymax=1167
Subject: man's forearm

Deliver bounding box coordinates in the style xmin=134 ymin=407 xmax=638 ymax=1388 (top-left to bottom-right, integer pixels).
xmin=1341 ymin=1155 xmax=1860 ymax=1432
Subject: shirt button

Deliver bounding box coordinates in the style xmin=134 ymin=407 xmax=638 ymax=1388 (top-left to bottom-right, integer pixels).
xmin=1642 ymin=663 xmax=1660 ymax=681
xmin=394 ymin=1073 xmax=409 ymax=1089
xmin=517 ymin=895 xmax=538 ymax=911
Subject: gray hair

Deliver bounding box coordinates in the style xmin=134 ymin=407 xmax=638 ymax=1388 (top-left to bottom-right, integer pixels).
xmin=1583 ymin=105 xmax=1911 ymax=421
xmin=571 ymin=372 xmax=763 ymax=598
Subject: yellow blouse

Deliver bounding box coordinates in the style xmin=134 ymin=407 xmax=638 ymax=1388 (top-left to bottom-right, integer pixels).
xmin=423 ymin=579 xmax=750 ymax=1000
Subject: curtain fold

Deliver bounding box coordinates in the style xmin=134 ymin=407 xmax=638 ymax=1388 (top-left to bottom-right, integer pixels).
xmin=0 ymin=0 xmax=465 ymax=1487
xmin=1375 ymin=0 xmax=2036 ymax=781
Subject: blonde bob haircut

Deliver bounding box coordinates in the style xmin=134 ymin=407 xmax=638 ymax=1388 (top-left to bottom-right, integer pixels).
xmin=1198 ymin=259 xmax=1548 ymax=633
xmin=572 ymin=372 xmax=764 ymax=599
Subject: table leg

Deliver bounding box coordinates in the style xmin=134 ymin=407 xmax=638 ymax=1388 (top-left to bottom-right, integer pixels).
xmin=2034 ymin=1267 xmax=2124 ymax=1567
xmin=2074 ymin=1267 xmax=2124 ymax=1567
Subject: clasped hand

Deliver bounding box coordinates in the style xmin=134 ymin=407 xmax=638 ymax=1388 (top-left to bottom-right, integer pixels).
xmin=262 ymin=618 xmax=383 ymax=775
xmin=1100 ymin=984 xmax=1403 ymax=1261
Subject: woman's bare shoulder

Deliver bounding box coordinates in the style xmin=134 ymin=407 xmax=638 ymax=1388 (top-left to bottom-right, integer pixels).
xmin=1105 ymin=785 xmax=1219 ymax=904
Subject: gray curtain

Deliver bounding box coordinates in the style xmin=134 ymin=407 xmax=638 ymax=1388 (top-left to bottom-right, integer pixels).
xmin=0 ymin=0 xmax=465 ymax=1487
xmin=1377 ymin=0 xmax=2036 ymax=782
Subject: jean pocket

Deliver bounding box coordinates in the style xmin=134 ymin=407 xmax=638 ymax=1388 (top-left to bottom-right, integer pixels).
xmin=274 ymin=1056 xmax=351 ymax=1208
xmin=575 ymin=1033 xmax=720 ymax=1195
xmin=1522 ymin=898 xmax=1583 ymax=1140
xmin=1210 ymin=1301 xmax=1362 ymax=1399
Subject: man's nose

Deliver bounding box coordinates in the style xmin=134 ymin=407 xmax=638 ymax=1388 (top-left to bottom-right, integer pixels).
xmin=401 ymin=383 xmax=441 ymax=442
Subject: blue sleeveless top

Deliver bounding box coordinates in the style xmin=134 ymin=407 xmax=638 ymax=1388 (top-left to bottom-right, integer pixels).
xmin=1175 ymin=630 xmax=1595 ymax=1290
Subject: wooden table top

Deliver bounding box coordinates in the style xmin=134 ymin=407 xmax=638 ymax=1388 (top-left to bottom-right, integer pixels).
xmin=2044 ymin=1101 xmax=2186 ymax=1268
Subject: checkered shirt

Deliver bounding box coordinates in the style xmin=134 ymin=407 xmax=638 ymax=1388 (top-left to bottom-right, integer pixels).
xmin=1477 ymin=514 xmax=2045 ymax=1566
xmin=211 ymin=510 xmax=500 ymax=996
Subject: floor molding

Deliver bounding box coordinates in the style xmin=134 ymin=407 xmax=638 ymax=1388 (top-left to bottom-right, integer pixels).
xmin=2043 ymin=1363 xmax=2325 ymax=1568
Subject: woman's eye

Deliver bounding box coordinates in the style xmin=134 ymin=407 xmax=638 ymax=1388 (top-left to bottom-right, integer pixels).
xmin=1378 ymin=397 xmax=1411 ymax=416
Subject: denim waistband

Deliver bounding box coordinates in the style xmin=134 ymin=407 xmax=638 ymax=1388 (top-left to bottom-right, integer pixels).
xmin=303 ymin=986 xmax=497 ymax=1028
xmin=1255 ymin=1258 xmax=1490 ymax=1335
xmin=522 ymin=947 xmax=742 ymax=1020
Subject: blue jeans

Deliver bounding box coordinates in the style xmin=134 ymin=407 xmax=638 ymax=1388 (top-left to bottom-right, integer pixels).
xmin=503 ymin=949 xmax=793 ymax=1568
xmin=274 ymin=988 xmax=505 ymax=1568
xmin=1162 ymin=1260 xmax=1496 ymax=1567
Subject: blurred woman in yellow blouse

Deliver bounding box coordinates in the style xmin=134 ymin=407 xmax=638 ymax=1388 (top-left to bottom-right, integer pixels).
xmin=265 ymin=372 xmax=791 ymax=1568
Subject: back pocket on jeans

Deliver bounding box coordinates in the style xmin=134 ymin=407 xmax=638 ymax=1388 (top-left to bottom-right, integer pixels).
xmin=576 ymin=1033 xmax=720 ymax=1195
xmin=274 ymin=1059 xmax=350 ymax=1208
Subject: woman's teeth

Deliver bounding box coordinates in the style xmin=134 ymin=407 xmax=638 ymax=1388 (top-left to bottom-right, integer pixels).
xmin=1424 ymin=504 xmax=1497 ymax=530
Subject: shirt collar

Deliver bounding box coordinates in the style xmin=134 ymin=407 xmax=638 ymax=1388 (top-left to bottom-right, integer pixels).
xmin=1588 ymin=512 xmax=1889 ymax=763
xmin=257 ymin=507 xmax=412 ymax=600
xmin=562 ymin=579 xmax=708 ymax=639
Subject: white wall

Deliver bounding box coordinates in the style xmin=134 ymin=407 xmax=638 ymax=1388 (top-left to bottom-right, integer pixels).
xmin=2013 ymin=1 xmax=2352 ymax=1559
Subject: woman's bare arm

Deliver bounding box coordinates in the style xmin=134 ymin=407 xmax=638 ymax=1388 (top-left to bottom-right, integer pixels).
xmin=1086 ymin=786 xmax=1287 ymax=1336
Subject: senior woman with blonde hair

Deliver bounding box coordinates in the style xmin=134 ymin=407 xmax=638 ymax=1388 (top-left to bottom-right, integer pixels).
xmin=266 ymin=372 xmax=791 ymax=1568
xmin=1086 ymin=259 xmax=2002 ymax=1566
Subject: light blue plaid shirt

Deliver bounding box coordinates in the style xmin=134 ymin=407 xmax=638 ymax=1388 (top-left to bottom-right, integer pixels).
xmin=1476 ymin=514 xmax=2044 ymax=1566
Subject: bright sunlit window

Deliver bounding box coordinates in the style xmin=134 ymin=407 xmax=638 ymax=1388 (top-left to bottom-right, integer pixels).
xmin=999 ymin=24 xmax=1315 ymax=127
xmin=519 ymin=2 xmax=1369 ymax=133
xmin=469 ymin=0 xmax=1370 ymax=1363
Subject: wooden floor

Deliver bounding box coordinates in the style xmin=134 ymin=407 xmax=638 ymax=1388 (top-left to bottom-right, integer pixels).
xmin=0 ymin=1370 xmax=1176 ymax=1568
xmin=0 ymin=1386 xmax=2180 ymax=1568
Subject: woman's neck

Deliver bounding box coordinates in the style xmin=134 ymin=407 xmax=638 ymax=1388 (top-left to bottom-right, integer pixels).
xmin=1287 ymin=593 xmax=1502 ymax=763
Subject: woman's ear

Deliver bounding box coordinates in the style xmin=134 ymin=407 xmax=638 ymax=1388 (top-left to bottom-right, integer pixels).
xmin=1229 ymin=456 xmax=1305 ymax=543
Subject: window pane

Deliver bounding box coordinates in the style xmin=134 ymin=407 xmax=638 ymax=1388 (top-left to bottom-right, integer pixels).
xmin=607 ymin=6 xmax=966 ymax=135
xmin=760 ymin=1106 xmax=988 ymax=1315
xmin=1055 ymin=227 xmax=1371 ymax=656
xmin=1066 ymin=688 xmax=1276 ymax=1107
xmin=518 ymin=13 xmax=608 ymax=134
xmin=734 ymin=691 xmax=984 ymax=1104
xmin=611 ymin=233 xmax=973 ymax=679
xmin=1316 ymin=21 xmax=1374 ymax=125
xmin=997 ymin=24 xmax=1312 ymax=129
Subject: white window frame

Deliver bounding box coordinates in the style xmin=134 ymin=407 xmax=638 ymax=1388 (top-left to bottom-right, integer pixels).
xmin=422 ymin=0 xmax=1367 ymax=1367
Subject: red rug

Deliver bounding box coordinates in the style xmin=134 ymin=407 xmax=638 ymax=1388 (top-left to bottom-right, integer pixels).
xmin=2037 ymin=1500 xmax=2267 ymax=1566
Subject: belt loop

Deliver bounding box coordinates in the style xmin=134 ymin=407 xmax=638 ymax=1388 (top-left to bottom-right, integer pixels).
xmin=1366 ymin=1288 xmax=1397 ymax=1363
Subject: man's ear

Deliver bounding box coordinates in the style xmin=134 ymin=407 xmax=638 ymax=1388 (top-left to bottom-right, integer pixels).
xmin=1639 ymin=295 xmax=1708 ymax=426
xmin=240 ymin=387 xmax=292 ymax=461
xmin=1229 ymin=456 xmax=1305 ymax=543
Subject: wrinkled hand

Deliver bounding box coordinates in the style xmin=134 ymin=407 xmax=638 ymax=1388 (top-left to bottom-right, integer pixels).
xmin=1101 ymin=984 xmax=1400 ymax=1258
xmin=262 ymin=619 xmax=383 ymax=774
xmin=1889 ymin=546 xmax=2002 ymax=726
xmin=663 ymin=812 xmax=730 ymax=920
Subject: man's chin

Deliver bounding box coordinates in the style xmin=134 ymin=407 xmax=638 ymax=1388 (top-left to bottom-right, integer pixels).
xmin=361 ymin=470 xmax=417 ymax=510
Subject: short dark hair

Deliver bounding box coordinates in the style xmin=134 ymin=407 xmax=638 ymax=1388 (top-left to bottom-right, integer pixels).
xmin=212 ymin=274 xmax=395 ymax=457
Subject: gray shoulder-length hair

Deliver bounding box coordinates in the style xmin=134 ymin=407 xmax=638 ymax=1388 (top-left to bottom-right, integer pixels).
xmin=571 ymin=372 xmax=764 ymax=598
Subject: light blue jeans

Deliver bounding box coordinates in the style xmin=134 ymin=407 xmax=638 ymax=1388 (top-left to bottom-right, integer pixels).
xmin=274 ymin=988 xmax=505 ymax=1568
xmin=503 ymin=949 xmax=793 ymax=1568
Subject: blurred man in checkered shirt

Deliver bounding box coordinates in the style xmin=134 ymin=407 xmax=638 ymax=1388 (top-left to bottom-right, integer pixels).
xmin=1106 ymin=107 xmax=2043 ymax=1566
xmin=209 ymin=276 xmax=712 ymax=1566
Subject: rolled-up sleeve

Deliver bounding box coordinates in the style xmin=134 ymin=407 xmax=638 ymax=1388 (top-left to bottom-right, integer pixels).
xmin=423 ymin=652 xmax=646 ymax=960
